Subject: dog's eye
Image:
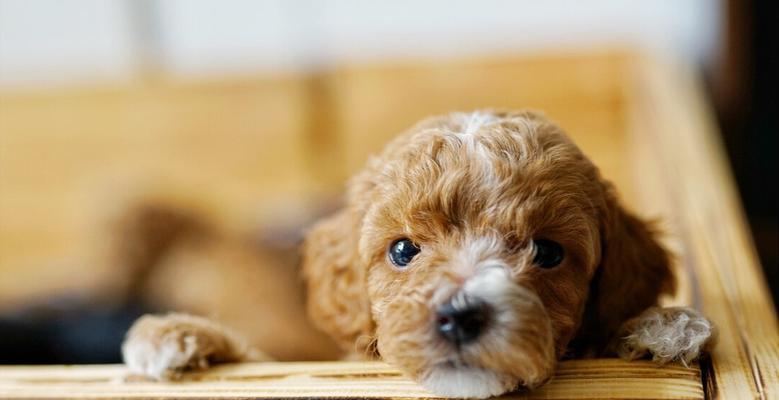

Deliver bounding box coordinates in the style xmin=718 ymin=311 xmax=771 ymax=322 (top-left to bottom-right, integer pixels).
xmin=532 ymin=239 xmax=564 ymax=268
xmin=389 ymin=238 xmax=420 ymax=268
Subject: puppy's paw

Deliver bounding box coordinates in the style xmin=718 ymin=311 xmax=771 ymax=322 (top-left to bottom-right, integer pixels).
xmin=614 ymin=307 xmax=716 ymax=366
xmin=122 ymin=313 xmax=264 ymax=380
xmin=122 ymin=331 xmax=202 ymax=380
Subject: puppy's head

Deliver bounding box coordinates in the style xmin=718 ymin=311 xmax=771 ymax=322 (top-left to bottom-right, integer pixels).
xmin=304 ymin=110 xmax=674 ymax=398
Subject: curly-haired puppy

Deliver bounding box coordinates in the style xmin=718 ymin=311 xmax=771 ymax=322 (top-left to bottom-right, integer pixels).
xmin=123 ymin=110 xmax=716 ymax=398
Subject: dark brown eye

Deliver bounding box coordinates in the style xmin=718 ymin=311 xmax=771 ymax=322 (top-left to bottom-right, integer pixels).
xmin=389 ymin=238 xmax=420 ymax=268
xmin=533 ymin=239 xmax=564 ymax=268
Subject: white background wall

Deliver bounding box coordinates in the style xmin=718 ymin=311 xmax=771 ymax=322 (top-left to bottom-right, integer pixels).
xmin=0 ymin=0 xmax=722 ymax=88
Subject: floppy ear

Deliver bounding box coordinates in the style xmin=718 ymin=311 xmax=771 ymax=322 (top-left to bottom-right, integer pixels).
xmin=302 ymin=206 xmax=376 ymax=356
xmin=579 ymin=182 xmax=676 ymax=351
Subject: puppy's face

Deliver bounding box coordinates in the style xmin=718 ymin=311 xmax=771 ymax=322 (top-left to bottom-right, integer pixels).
xmin=357 ymin=112 xmax=603 ymax=397
xmin=304 ymin=110 xmax=673 ymax=398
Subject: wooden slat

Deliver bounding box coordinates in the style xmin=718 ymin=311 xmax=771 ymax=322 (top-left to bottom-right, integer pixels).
xmin=0 ymin=360 xmax=703 ymax=399
xmin=623 ymin=54 xmax=779 ymax=400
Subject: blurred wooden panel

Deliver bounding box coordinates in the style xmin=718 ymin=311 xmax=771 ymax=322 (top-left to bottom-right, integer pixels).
xmin=324 ymin=51 xmax=633 ymax=204
xmin=0 ymin=359 xmax=703 ymax=399
xmin=624 ymin=55 xmax=779 ymax=400
xmin=0 ymin=78 xmax=311 ymax=300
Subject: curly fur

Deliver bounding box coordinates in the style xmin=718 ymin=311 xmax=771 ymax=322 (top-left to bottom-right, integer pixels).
xmin=122 ymin=110 xmax=715 ymax=398
xmin=612 ymin=307 xmax=717 ymax=366
xmin=122 ymin=313 xmax=267 ymax=379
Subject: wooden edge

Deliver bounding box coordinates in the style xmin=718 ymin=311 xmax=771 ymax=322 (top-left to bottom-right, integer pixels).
xmin=623 ymin=53 xmax=779 ymax=400
xmin=0 ymin=359 xmax=703 ymax=399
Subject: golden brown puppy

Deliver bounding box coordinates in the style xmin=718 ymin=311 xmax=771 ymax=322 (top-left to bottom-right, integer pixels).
xmin=123 ymin=110 xmax=715 ymax=398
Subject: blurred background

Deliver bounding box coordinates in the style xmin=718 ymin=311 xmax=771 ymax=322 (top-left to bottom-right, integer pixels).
xmin=0 ymin=0 xmax=775 ymax=363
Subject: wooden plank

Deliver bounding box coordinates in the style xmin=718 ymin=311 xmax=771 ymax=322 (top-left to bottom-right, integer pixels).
xmin=0 ymin=359 xmax=703 ymax=399
xmin=623 ymin=54 xmax=779 ymax=400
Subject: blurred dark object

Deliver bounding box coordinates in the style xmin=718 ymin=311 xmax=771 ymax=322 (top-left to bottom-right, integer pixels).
xmin=0 ymin=298 xmax=152 ymax=364
xmin=0 ymin=202 xmax=199 ymax=364
xmin=711 ymin=0 xmax=778 ymax=306
xmin=0 ymin=197 xmax=341 ymax=364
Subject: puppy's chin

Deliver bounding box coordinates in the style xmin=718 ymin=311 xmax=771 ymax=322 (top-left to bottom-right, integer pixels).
xmin=376 ymin=267 xmax=556 ymax=398
xmin=420 ymin=363 xmax=516 ymax=399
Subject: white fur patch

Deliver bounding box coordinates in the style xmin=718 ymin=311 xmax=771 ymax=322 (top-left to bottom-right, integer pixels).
xmin=457 ymin=111 xmax=500 ymax=136
xmin=617 ymin=307 xmax=715 ymax=366
xmin=122 ymin=333 xmax=200 ymax=379
xmin=435 ymin=238 xmax=516 ymax=310
xmin=451 ymin=111 xmax=500 ymax=185
xmin=463 ymin=265 xmax=515 ymax=307
xmin=421 ymin=364 xmax=510 ymax=399
xmin=457 ymin=238 xmax=503 ymax=271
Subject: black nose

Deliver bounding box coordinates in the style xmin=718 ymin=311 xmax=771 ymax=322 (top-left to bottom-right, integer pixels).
xmin=436 ymin=297 xmax=491 ymax=346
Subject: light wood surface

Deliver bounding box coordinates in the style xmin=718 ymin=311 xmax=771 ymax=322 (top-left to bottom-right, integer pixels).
xmin=623 ymin=55 xmax=779 ymax=400
xmin=0 ymin=359 xmax=703 ymax=399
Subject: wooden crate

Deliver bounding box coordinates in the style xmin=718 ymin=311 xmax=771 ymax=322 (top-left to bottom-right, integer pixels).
xmin=0 ymin=51 xmax=776 ymax=399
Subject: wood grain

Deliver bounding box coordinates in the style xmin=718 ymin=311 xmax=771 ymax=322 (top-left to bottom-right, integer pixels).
xmin=623 ymin=54 xmax=779 ymax=400
xmin=0 ymin=359 xmax=703 ymax=399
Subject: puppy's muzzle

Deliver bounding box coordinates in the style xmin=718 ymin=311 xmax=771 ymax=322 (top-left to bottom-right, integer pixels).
xmin=436 ymin=294 xmax=492 ymax=346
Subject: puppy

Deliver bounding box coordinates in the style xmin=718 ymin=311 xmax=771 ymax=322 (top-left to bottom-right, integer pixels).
xmin=122 ymin=110 xmax=716 ymax=398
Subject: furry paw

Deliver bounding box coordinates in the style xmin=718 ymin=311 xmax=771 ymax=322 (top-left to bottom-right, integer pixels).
xmin=614 ymin=307 xmax=716 ymax=366
xmin=122 ymin=313 xmax=262 ymax=380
